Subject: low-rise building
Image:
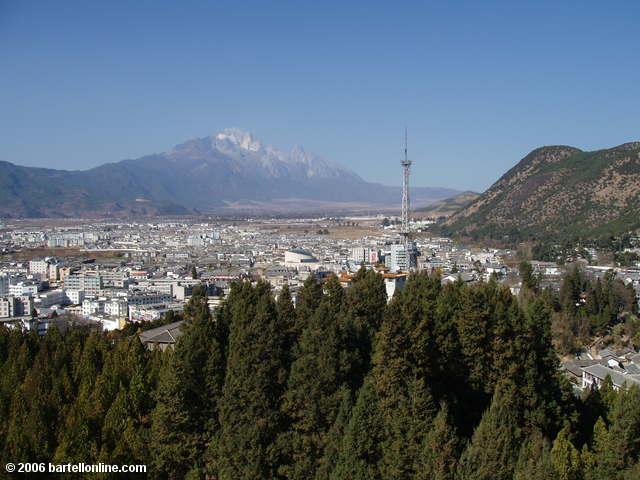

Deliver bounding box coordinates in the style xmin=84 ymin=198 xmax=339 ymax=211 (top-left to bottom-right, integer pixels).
xmin=582 ymin=364 xmax=640 ymax=391
xmin=138 ymin=321 xmax=184 ymax=351
xmin=63 ymin=272 xmax=103 ymax=296
xmin=36 ymin=289 xmax=67 ymax=308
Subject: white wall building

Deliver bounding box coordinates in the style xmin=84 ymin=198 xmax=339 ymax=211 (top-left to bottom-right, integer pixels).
xmin=383 ymin=273 xmax=408 ymax=300
xmin=0 ymin=298 xmax=16 ymax=318
xmin=284 ymin=250 xmax=320 ymax=270
xmin=127 ymin=292 xmax=173 ymax=306
xmin=82 ymin=299 xmax=105 ymax=316
xmin=350 ymin=247 xmax=371 ymax=263
xmin=9 ymin=283 xmax=38 ymax=297
xmin=105 ymin=299 xmax=128 ymax=318
xmin=0 ymin=296 xmax=34 ymax=317
xmin=65 ymin=289 xmax=85 ymax=305
xmin=29 ymin=259 xmax=49 ymax=276
xmin=87 ymin=313 xmax=123 ymax=331
xmin=388 ymin=243 xmax=418 ymax=272
xmin=64 ymin=273 xmax=103 ymax=296
xmin=36 ymin=289 xmax=67 ymax=308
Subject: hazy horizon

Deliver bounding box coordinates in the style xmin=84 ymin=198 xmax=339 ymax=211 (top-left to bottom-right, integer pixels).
xmin=1 ymin=1 xmax=638 ymax=192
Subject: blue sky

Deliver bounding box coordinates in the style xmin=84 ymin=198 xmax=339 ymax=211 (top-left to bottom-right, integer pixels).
xmin=1 ymin=1 xmax=638 ymax=191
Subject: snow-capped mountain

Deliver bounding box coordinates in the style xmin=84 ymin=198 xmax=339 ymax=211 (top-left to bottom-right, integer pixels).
xmin=0 ymin=128 xmax=461 ymax=217
xmin=167 ymin=128 xmax=363 ymax=182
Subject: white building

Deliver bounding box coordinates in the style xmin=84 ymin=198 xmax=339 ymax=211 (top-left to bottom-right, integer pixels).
xmin=65 ymin=289 xmax=85 ymax=305
xmin=0 ymin=296 xmax=33 ymax=317
xmin=0 ymin=298 xmax=16 ymax=318
xmin=284 ymin=250 xmax=320 ymax=270
xmin=127 ymin=292 xmax=173 ymax=306
xmin=350 ymin=247 xmax=371 ymax=263
xmin=82 ymin=299 xmax=105 ymax=316
xmin=9 ymin=283 xmax=38 ymax=297
xmin=63 ymin=273 xmax=103 ymax=296
xmin=187 ymin=235 xmax=204 ymax=247
xmin=105 ymin=299 xmax=128 ymax=318
xmin=129 ymin=305 xmax=180 ymax=322
xmin=383 ymin=273 xmax=408 ymax=300
xmin=99 ymin=271 xmax=130 ymax=288
xmin=582 ymin=364 xmax=640 ymax=391
xmin=87 ymin=313 xmax=123 ymax=331
xmin=29 ymin=259 xmax=50 ymax=276
xmin=388 ymin=243 xmax=418 ymax=273
xmin=48 ymin=263 xmax=62 ymax=281
xmin=36 ymin=289 xmax=67 ymax=308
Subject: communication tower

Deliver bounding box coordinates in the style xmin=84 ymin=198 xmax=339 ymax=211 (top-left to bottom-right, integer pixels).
xmin=400 ymin=127 xmax=412 ymax=252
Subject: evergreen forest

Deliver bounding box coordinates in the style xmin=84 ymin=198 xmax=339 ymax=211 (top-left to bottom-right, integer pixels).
xmin=1 ymin=270 xmax=640 ymax=479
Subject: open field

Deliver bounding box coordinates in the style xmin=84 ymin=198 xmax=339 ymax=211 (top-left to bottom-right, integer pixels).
xmin=325 ymin=226 xmax=381 ymax=240
xmin=2 ymin=247 xmax=124 ymax=262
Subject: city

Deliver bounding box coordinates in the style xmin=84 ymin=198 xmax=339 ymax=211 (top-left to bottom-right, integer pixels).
xmin=2 ymin=2 xmax=640 ymax=479
xmin=2 ymin=213 xmax=640 ymax=393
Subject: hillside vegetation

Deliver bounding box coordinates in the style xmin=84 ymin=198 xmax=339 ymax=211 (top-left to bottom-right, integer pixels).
xmin=414 ymin=191 xmax=480 ymax=218
xmin=442 ymin=142 xmax=640 ymax=241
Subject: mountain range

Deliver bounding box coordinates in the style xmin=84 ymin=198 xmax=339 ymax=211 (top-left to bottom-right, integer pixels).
xmin=442 ymin=142 xmax=640 ymax=241
xmin=0 ymin=128 xmax=460 ymax=218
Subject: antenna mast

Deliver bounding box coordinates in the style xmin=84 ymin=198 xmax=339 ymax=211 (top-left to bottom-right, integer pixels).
xmin=400 ymin=127 xmax=412 ymax=252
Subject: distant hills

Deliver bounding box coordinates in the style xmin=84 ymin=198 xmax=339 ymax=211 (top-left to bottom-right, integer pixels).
xmin=442 ymin=142 xmax=640 ymax=241
xmin=414 ymin=191 xmax=479 ymax=218
xmin=0 ymin=128 xmax=460 ymax=218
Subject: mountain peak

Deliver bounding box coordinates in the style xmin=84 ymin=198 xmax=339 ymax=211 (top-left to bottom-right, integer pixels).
xmin=214 ymin=127 xmax=263 ymax=152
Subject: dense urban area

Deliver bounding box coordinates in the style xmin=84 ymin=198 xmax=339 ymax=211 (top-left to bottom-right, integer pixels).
xmin=2 ymin=214 xmax=640 ymax=478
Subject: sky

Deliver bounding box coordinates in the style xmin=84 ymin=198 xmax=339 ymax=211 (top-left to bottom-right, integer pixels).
xmin=0 ymin=1 xmax=639 ymax=192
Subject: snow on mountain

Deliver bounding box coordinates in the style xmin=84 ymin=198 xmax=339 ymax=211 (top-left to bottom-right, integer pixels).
xmin=0 ymin=127 xmax=462 ymax=217
xmin=168 ymin=128 xmax=364 ymax=182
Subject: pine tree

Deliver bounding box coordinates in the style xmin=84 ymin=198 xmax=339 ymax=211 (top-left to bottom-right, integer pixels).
xmin=150 ymin=286 xmax=227 ymax=478
xmin=331 ymin=378 xmax=383 ymax=480
xmin=315 ymin=386 xmax=353 ymax=480
xmin=3 ymin=389 xmax=33 ymax=463
xmin=584 ymin=416 xmax=610 ymax=480
xmin=559 ymin=266 xmax=585 ymax=314
xmin=513 ymin=430 xmax=556 ymax=480
xmin=455 ymin=281 xmax=497 ymax=393
xmin=296 ymin=274 xmax=324 ymax=327
xmin=149 ymin=350 xmax=195 ymax=479
xmin=456 ymin=383 xmax=522 ymax=480
xmin=277 ymin=283 xmax=297 ymax=368
xmin=431 ymin=281 xmax=467 ymax=423
xmin=372 ymin=272 xmax=440 ymax=478
xmin=519 ymin=297 xmax=566 ymax=434
xmin=280 ymin=282 xmax=352 ymax=480
xmin=213 ymin=282 xmax=288 ymax=480
xmin=342 ymin=269 xmax=386 ymax=342
xmin=621 ymin=463 xmax=640 ymax=480
xmin=551 ymin=426 xmax=583 ymax=480
xmin=519 ymin=261 xmax=539 ymax=293
xmin=416 ymin=402 xmax=463 ymax=480
xmin=594 ymin=385 xmax=640 ymax=475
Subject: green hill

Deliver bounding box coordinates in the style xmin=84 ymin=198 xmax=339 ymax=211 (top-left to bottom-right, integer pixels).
xmin=415 ymin=191 xmax=480 ymax=218
xmin=442 ymin=142 xmax=640 ymax=241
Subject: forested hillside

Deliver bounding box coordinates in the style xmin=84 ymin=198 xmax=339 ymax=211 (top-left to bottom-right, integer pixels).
xmin=1 ymin=272 xmax=640 ymax=479
xmin=443 ymin=142 xmax=640 ymax=241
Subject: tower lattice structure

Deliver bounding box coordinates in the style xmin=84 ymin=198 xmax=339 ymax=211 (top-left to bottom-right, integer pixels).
xmin=400 ymin=128 xmax=412 ymax=252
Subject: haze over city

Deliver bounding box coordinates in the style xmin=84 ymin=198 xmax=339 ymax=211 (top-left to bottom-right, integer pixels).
xmin=1 ymin=0 xmax=639 ymax=191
